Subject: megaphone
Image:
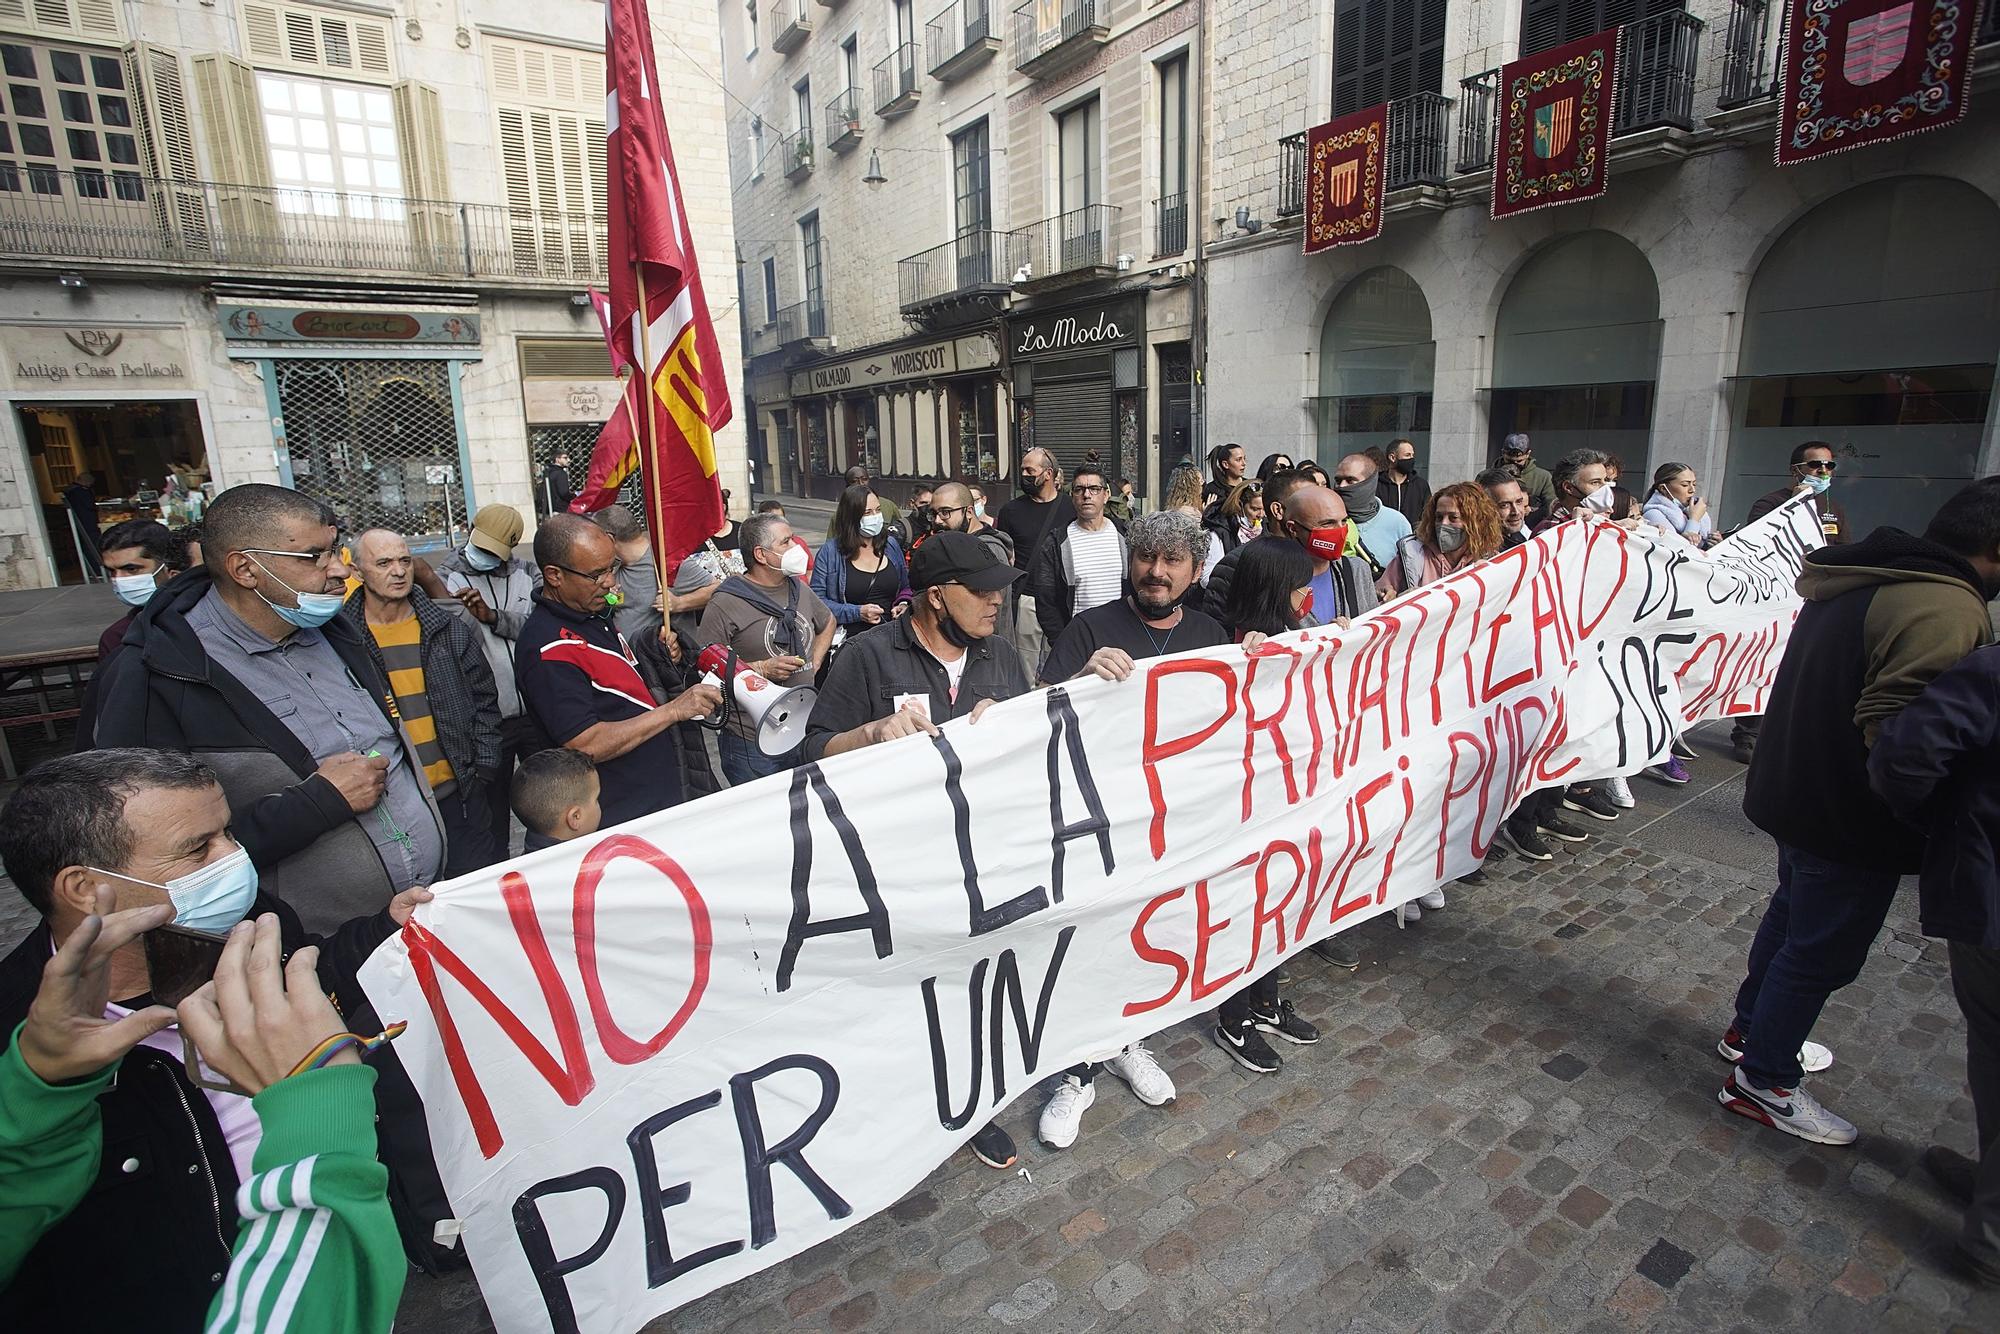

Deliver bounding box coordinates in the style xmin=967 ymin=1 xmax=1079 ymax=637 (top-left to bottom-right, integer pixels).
xmin=696 ymin=644 xmax=817 ymax=756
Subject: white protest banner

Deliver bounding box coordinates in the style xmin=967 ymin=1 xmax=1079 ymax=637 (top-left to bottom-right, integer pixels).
xmin=358 ymin=497 xmax=1823 ymax=1334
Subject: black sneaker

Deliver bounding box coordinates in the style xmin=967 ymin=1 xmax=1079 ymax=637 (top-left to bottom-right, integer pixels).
xmin=1562 ymin=787 xmax=1621 ymax=822
xmin=1536 ymin=814 xmax=1591 ymax=844
xmin=1251 ymin=998 xmax=1321 ymax=1045
xmin=1213 ymin=1019 xmax=1283 ymax=1073
xmin=969 ymin=1123 xmax=1017 ymax=1169
xmin=1671 ymin=736 xmax=1698 ymax=760
xmin=1456 ymin=866 xmax=1489 ymax=885
xmin=1310 ymin=936 xmax=1361 ymax=969
xmin=1498 ymin=826 xmax=1555 ymax=861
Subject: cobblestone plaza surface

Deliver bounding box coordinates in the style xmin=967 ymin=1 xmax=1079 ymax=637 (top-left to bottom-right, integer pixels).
xmin=367 ymin=727 xmax=1997 ymax=1333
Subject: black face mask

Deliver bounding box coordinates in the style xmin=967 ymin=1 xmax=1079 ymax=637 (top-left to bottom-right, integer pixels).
xmin=1393 ymin=455 xmax=1419 ymax=473
xmin=937 ymin=599 xmax=981 ymax=647
xmin=1017 ymin=474 xmax=1042 ymax=497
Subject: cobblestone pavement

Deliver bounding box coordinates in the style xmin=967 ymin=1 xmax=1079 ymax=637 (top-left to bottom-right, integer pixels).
xmin=386 ymin=737 xmax=1999 ymax=1334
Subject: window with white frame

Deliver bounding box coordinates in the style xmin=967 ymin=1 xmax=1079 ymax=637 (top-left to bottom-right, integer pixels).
xmin=257 ymin=72 xmax=404 ymax=218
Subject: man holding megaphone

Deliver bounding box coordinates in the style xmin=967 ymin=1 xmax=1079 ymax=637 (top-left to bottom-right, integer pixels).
xmin=697 ymin=512 xmax=837 ymax=786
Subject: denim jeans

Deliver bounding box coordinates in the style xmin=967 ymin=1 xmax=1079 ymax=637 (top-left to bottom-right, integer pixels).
xmin=719 ymin=731 xmax=793 ymax=787
xmin=1731 ymin=841 xmax=1899 ymax=1088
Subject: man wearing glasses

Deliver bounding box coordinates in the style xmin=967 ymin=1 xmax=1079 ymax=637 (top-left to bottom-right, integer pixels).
xmin=1733 ymin=443 xmax=1852 ymax=762
xmin=1026 ymin=463 xmax=1129 ymax=644
xmin=517 ymin=514 xmax=724 ymax=820
xmin=1747 ymin=441 xmax=1850 ymax=546
xmin=88 ymin=483 xmax=444 ymax=933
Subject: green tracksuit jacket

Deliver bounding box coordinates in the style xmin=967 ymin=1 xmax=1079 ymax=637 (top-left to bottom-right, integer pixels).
xmin=0 ymin=1030 xmax=406 ymax=1332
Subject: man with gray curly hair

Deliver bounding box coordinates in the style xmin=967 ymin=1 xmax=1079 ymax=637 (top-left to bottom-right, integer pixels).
xmin=1033 ymin=507 xmax=1236 ymax=1150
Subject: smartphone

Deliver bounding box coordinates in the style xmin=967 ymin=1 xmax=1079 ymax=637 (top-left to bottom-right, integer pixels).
xmin=142 ymin=923 xmax=230 ymax=1007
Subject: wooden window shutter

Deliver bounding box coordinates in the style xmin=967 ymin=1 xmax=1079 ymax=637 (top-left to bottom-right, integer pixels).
xmin=124 ymin=42 xmax=210 ymax=252
xmin=1 ymin=0 xmax=121 ymax=38
xmin=1333 ymin=0 xmax=1445 ymax=116
xmin=392 ymin=80 xmax=454 ymax=263
xmin=191 ymin=52 xmax=276 ymax=245
xmin=240 ymin=2 xmax=394 ymax=80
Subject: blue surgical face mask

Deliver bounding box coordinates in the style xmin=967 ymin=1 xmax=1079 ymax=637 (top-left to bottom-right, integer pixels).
xmin=113 ymin=570 xmax=161 ymax=608
xmin=859 ymin=513 xmax=886 ymax=538
xmin=249 ymin=555 xmax=347 ymax=629
xmin=1803 ymin=473 xmax=1831 ymax=495
xmin=88 ymin=844 xmax=258 ymax=934
xmin=463 ymin=544 xmax=502 ymax=572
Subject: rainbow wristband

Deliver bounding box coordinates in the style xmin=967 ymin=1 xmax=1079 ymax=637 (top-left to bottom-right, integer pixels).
xmin=285 ymin=1021 xmax=408 ymax=1080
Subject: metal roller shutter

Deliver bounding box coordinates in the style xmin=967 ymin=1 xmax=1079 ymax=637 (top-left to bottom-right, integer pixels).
xmin=1031 ymin=375 xmax=1113 ymax=479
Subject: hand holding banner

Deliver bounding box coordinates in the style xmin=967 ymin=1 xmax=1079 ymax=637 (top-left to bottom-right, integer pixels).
xmin=359 ymin=500 xmax=1824 ymax=1334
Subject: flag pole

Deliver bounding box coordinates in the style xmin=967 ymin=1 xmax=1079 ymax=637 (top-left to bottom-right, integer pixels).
xmin=633 ymin=261 xmax=667 ymax=580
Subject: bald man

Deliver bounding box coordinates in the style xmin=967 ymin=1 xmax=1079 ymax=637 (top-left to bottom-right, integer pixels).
xmin=342 ymin=527 xmax=504 ymax=875
xmin=1332 ymin=453 xmax=1422 ymax=597
xmin=996 ymin=447 xmax=1075 ymax=666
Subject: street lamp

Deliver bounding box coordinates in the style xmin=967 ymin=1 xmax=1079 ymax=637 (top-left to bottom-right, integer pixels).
xmin=863 ymin=149 xmax=887 ymax=187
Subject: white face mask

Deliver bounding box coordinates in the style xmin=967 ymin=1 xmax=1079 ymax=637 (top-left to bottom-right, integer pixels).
xmin=859 ymin=513 xmax=885 ymax=538
xmin=1582 ymin=482 xmax=1616 ymax=513
xmin=779 ymin=544 xmax=810 ymax=577
xmin=973 ymin=501 xmax=987 ymax=520
xmin=113 ymin=570 xmax=160 ymax=608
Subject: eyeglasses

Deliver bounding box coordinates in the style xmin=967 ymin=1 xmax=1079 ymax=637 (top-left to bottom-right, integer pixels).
xmin=240 ymin=538 xmax=348 ymax=569
xmin=556 ymin=559 xmax=624 ymax=584
xmin=1071 ymin=483 xmax=1108 ymax=496
xmin=932 ymin=504 xmax=974 ymax=520
xmin=1795 ymin=460 xmax=1838 ymax=474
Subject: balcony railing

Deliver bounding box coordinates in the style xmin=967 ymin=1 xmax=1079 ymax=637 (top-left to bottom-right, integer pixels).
xmin=1015 ymin=203 xmax=1118 ymax=281
xmin=1276 ymin=131 xmax=1306 ymax=216
xmin=873 ymin=43 xmax=921 ymax=115
xmin=1455 ymin=70 xmax=1498 ymax=172
xmin=0 ymin=168 xmax=607 ymax=284
xmin=1718 ymin=0 xmax=1780 ymax=107
xmin=770 ymin=0 xmax=813 ymax=53
xmin=774 ymin=299 xmax=829 ymax=344
xmin=928 ymin=0 xmax=999 ymax=80
xmin=777 ymin=126 xmax=815 ymax=182
xmin=825 ymin=90 xmax=862 ymax=151
xmin=1614 ymin=9 xmax=1703 ymax=133
xmin=899 ymin=229 xmax=1020 ymax=312
xmin=1385 ymin=91 xmax=1451 ymax=188
xmin=1012 ymin=0 xmax=1108 ymax=78
xmin=1152 ymin=192 xmax=1186 ymax=257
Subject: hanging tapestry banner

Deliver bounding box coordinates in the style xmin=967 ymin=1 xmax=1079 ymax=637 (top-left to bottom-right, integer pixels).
xmin=1304 ymin=103 xmax=1387 ymax=253
xmin=1776 ymin=0 xmax=1983 ymax=165
xmin=1492 ymin=28 xmax=1619 ymax=220
xmin=358 ymin=500 xmax=1825 ymax=1334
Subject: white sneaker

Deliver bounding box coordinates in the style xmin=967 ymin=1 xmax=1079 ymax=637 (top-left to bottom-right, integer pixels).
xmin=1417 ymin=887 xmax=1447 ymax=911
xmin=1716 ymin=1028 xmax=1834 ymax=1075
xmin=1038 ymin=1074 xmax=1095 ymax=1148
xmin=1401 ymin=901 xmax=1421 ymax=924
xmin=1718 ymin=1071 xmax=1857 ymax=1146
xmin=1604 ymin=775 xmax=1636 ymax=809
xmin=1105 ymin=1044 xmax=1175 ymax=1106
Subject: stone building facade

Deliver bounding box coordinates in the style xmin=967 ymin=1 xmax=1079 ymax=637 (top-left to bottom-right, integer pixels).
xmin=729 ymin=0 xmax=1208 ymax=503
xmin=0 ymin=0 xmax=742 ymax=590
xmin=1199 ymin=0 xmax=2000 ymax=536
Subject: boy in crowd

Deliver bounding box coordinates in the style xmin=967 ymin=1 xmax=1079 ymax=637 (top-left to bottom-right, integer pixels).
xmin=511 ymin=748 xmax=603 ymax=854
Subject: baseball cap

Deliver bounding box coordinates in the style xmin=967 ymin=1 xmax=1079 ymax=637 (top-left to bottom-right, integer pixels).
xmin=469 ymin=503 xmax=524 ymax=558
xmin=911 ymin=530 xmax=1023 ymax=592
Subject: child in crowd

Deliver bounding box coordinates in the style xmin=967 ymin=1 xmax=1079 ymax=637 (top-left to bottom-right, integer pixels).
xmin=511 ymin=747 xmax=603 ymax=853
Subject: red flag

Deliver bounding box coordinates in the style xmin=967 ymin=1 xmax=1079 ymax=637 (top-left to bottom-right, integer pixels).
xmin=591 ymin=0 xmax=731 ymax=567
xmin=569 ymin=289 xmax=640 ymax=513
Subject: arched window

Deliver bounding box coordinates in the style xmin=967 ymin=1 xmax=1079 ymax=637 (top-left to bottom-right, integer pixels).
xmin=1314 ymin=266 xmax=1435 ymax=459
xmin=1725 ymin=176 xmax=2000 ymax=534
xmin=1488 ymin=230 xmax=1662 ymax=470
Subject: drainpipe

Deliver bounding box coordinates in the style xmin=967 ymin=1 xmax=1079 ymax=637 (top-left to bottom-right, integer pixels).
xmin=1188 ymin=0 xmax=1207 ymax=464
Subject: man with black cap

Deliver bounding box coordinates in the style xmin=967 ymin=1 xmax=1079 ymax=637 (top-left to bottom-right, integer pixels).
xmin=802 ymin=528 xmax=1031 ymax=1172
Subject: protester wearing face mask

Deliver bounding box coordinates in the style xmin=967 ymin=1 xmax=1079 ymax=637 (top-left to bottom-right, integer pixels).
xmin=1497 ymin=434 xmax=1557 ymax=526
xmin=803 ymin=531 xmax=1031 ymax=1172
xmin=995 ymin=449 xmax=1074 ymax=666
xmin=1643 ymin=463 xmax=1718 ymax=550
xmin=811 ymin=484 xmax=912 ymax=634
xmin=89 ymin=484 xmax=443 ymax=933
xmin=0 ymin=748 xmax=433 ymax=1326
xmin=1746 ymin=441 xmax=1850 ymax=546
xmin=696 ymin=512 xmax=835 ymax=785
xmin=94 ymin=519 xmax=189 ymax=665
xmin=521 ymin=515 xmax=723 ymax=813
xmin=1413 ymin=483 xmax=1502 ymax=586
xmin=1333 ymin=453 xmax=1424 ymax=597
xmin=1535 ymin=449 xmax=1618 ymax=532
xmin=434 ymin=504 xmax=543 ymax=853
xmin=1381 ymin=438 xmax=1432 ymax=527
